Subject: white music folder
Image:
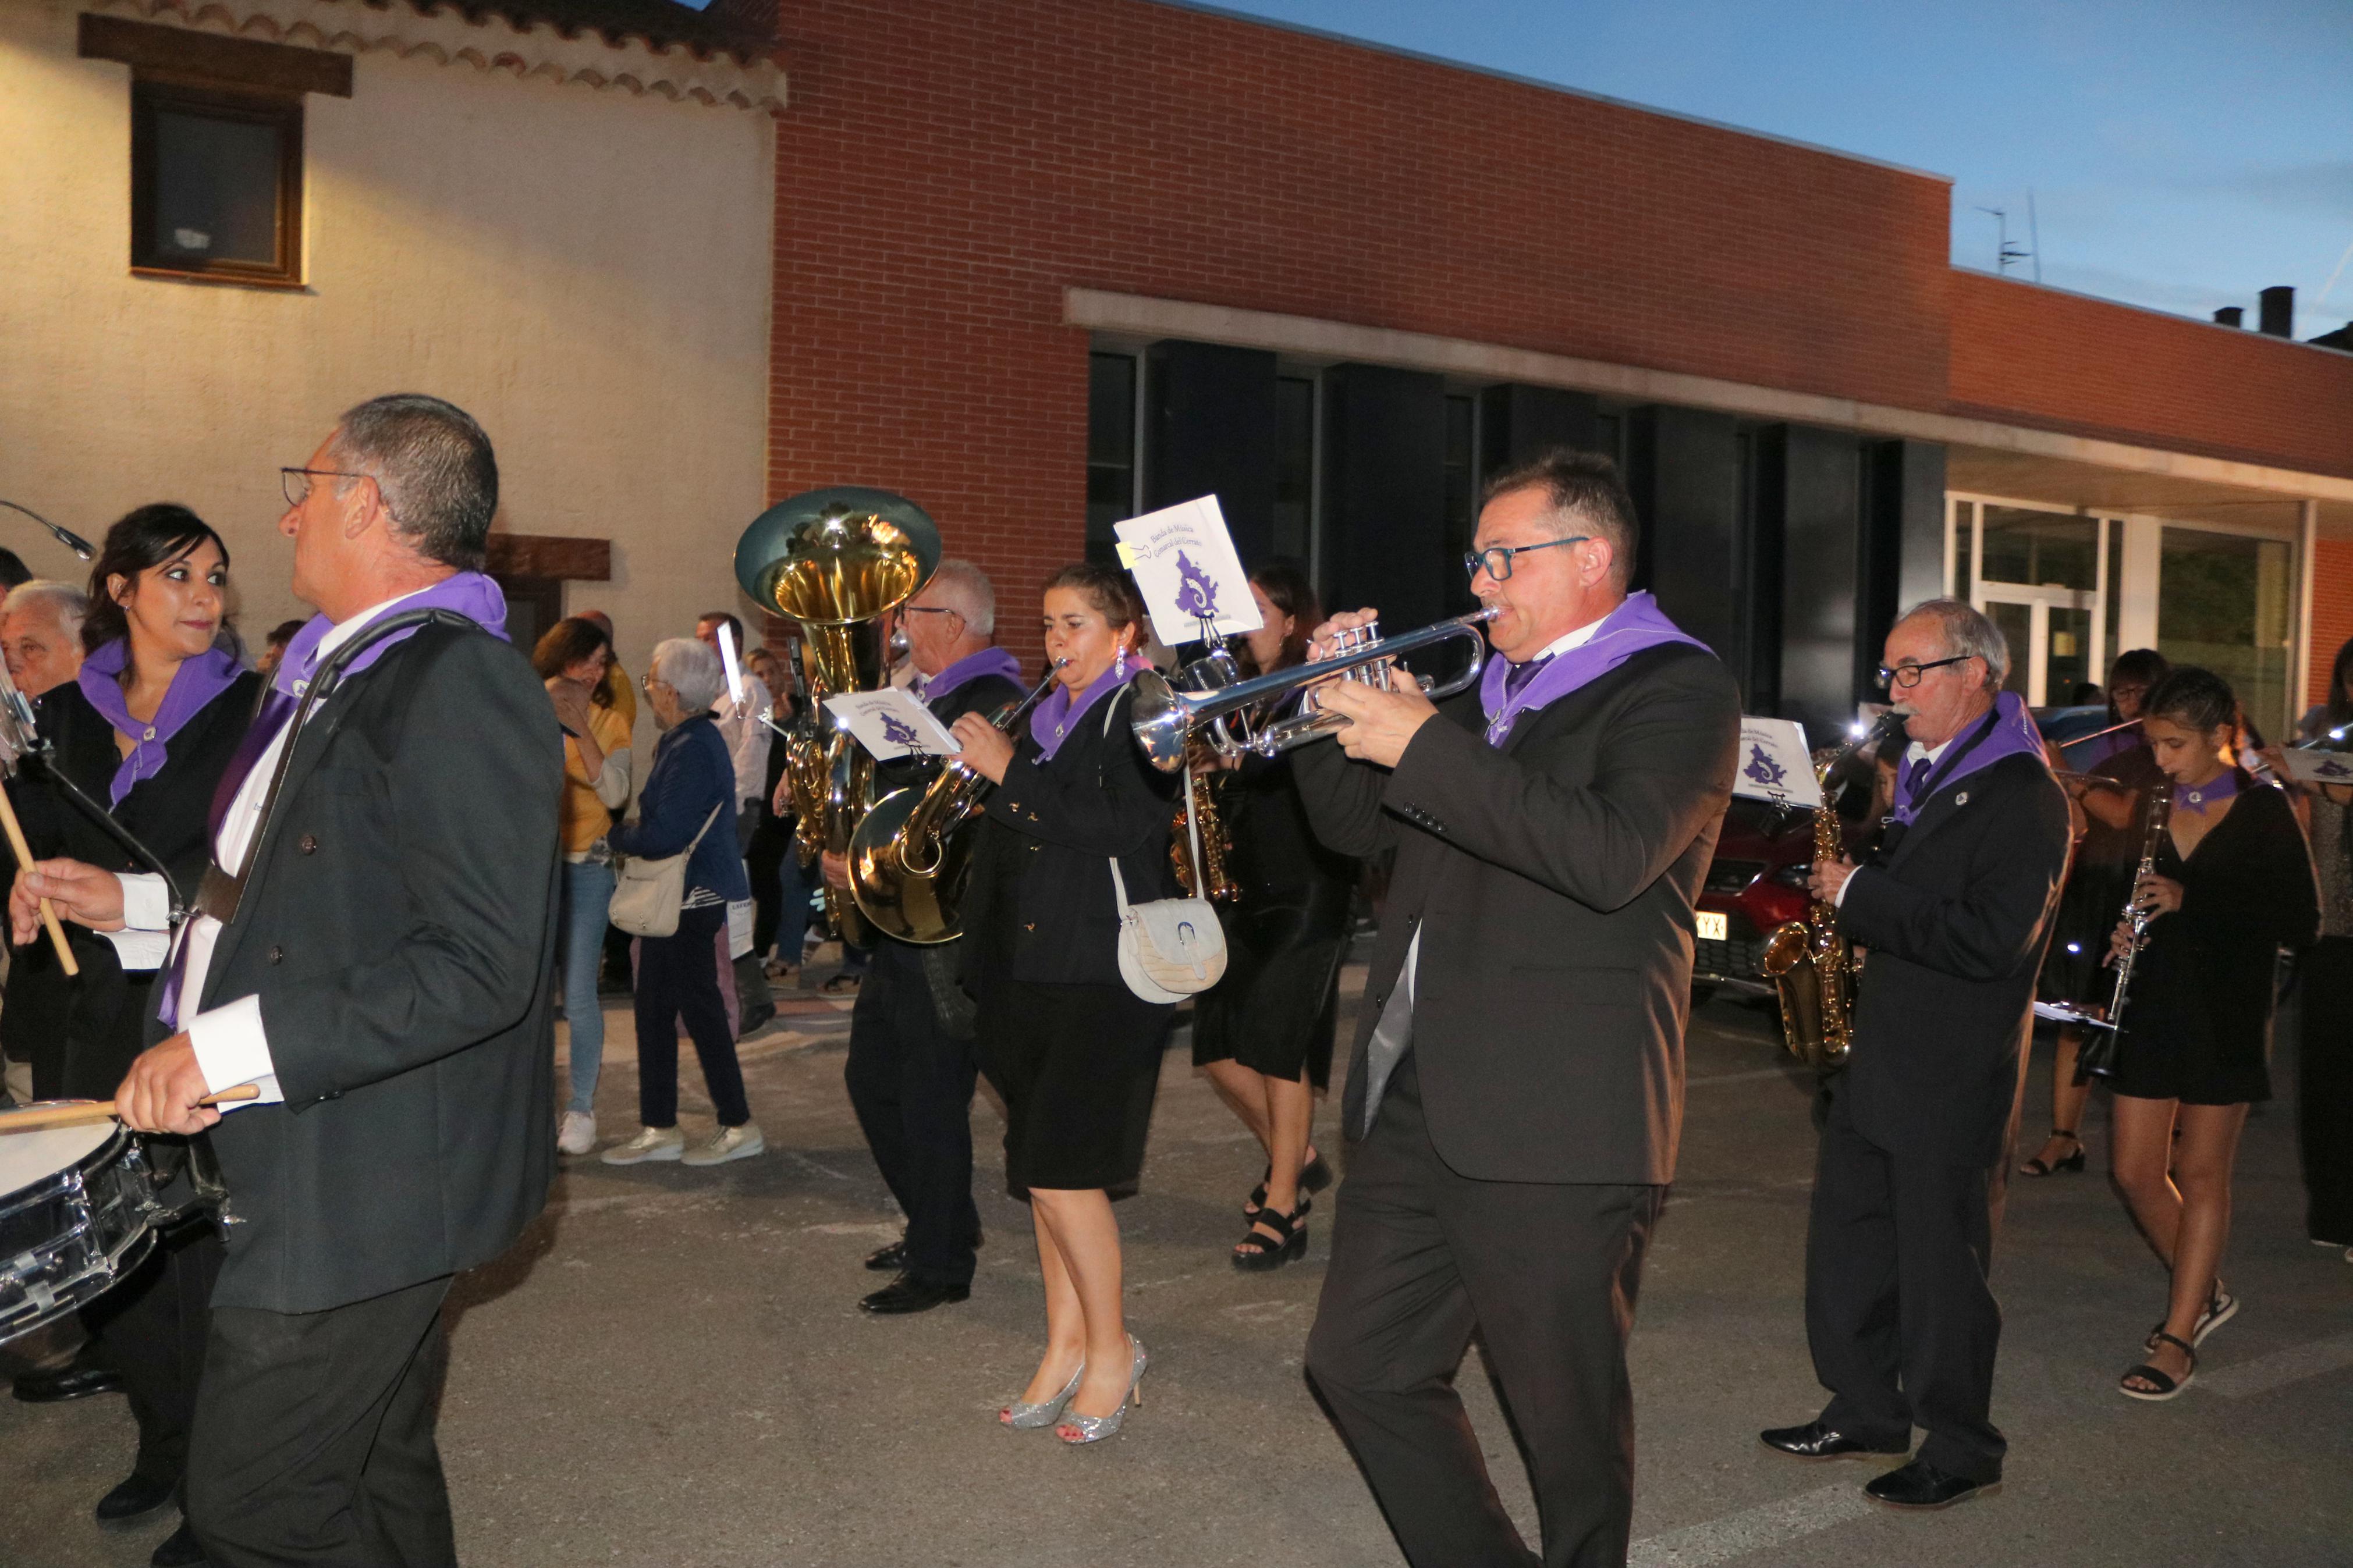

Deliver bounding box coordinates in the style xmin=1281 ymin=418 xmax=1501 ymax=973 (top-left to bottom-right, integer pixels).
xmin=1730 ymin=717 xmax=1823 ymax=810
xmin=825 ymin=688 xmax=960 ymax=762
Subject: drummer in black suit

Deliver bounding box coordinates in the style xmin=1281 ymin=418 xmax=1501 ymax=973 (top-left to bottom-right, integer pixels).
xmin=1761 ymin=598 xmax=2071 ymax=1510
xmin=9 ymin=505 xmax=257 ymax=1566
xmin=819 ymin=559 xmax=1025 ymax=1314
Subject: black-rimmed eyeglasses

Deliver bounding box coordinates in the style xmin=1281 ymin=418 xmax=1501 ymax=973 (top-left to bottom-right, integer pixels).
xmin=1464 ymin=535 xmax=1590 ymax=583
xmin=1876 ymin=655 xmax=1976 ymax=689
xmin=281 ymin=467 xmax=371 ymax=509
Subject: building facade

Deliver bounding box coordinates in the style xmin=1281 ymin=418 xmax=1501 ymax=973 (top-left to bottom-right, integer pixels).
xmin=7 ymin=0 xmax=2352 ymax=746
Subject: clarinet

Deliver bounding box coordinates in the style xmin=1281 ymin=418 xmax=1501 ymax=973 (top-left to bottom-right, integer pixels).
xmin=2081 ymin=781 xmax=2173 ymax=1076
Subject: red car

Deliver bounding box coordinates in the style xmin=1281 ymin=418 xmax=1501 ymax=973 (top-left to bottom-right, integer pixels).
xmin=1692 ymin=798 xmax=1819 ymax=1000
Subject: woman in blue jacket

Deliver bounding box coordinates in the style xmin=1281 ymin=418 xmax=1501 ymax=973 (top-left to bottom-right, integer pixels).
xmin=601 ymin=637 xmax=762 ymax=1168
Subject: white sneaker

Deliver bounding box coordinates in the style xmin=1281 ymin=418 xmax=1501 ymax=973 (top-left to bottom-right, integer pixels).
xmin=600 ymin=1126 xmax=686 ymax=1165
xmin=681 ymin=1122 xmax=765 ymax=1167
xmin=556 ymin=1111 xmax=597 ymax=1157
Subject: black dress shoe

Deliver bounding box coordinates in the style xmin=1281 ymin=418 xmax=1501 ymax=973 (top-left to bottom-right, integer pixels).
xmin=1865 ymin=1459 xmax=1997 ymax=1510
xmin=864 ymin=1239 xmax=907 ymax=1272
xmin=13 ymin=1363 xmax=125 ymax=1403
xmin=858 ymin=1273 xmax=970 ymax=1314
xmin=94 ymin=1473 xmax=176 ymax=1526
xmin=1759 ymin=1421 xmax=1908 ymax=1460
xmin=150 ymin=1519 xmax=211 ymax=1567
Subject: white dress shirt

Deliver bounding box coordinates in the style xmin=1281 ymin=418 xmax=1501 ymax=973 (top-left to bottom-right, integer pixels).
xmin=115 ymin=589 xmax=451 ymax=1109
xmin=714 ymin=673 xmax=773 ymax=806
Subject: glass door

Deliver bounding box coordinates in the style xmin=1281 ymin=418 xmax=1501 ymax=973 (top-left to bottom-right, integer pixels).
xmin=1960 ymin=503 xmax=2109 ymax=707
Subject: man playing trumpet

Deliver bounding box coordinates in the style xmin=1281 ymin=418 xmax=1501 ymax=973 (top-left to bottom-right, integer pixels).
xmin=1291 ymin=449 xmax=1740 ymax=1568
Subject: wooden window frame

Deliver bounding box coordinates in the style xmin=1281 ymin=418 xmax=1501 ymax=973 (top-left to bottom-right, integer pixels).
xmin=129 ymin=77 xmax=307 ymax=288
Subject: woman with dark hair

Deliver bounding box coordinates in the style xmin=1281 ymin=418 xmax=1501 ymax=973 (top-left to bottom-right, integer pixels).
xmin=950 ymin=561 xmax=1177 ymax=1442
xmin=2297 ymin=633 xmax=2353 ymax=744
xmin=2025 ymin=648 xmax=2170 ymax=1177
xmin=532 ymin=616 xmax=632 ymax=1155
xmin=2103 ymin=667 xmax=2317 ymax=1399
xmin=1191 ymin=560 xmax=1357 ymax=1268
xmin=7 ymin=502 xmax=258 ymax=1565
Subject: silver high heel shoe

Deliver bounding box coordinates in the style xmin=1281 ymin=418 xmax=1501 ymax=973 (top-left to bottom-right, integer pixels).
xmin=1056 ymin=1336 xmax=1147 ymax=1445
xmin=1000 ymin=1359 xmax=1085 ymax=1430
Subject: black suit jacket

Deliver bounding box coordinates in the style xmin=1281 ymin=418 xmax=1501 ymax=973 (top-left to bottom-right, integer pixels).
xmin=175 ymin=624 xmax=565 ymax=1314
xmin=963 ymin=683 xmax=1179 ymax=989
xmin=1838 ymin=749 xmax=2071 ymax=1168
xmin=1291 ymin=642 xmax=1741 ymax=1185
xmin=13 ymin=671 xmax=259 ymax=1098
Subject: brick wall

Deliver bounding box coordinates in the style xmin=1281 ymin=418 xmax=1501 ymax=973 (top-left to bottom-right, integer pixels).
xmin=1951 ymin=272 xmax=2353 ymax=481
xmin=2311 ymin=540 xmax=2353 ymax=711
xmin=766 ymin=0 xmax=1954 ymax=667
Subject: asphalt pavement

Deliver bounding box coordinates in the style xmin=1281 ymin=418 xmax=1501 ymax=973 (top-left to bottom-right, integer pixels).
xmin=5 ymin=967 xmax=2349 ymax=1567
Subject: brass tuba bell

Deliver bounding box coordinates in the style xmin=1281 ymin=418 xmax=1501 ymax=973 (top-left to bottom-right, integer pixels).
xmin=734 ymin=487 xmax=942 ymax=948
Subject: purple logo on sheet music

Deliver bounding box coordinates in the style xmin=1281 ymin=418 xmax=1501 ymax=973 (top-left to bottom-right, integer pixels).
xmin=1742 ymin=742 xmax=1787 ymax=790
xmin=879 ymin=710 xmax=928 ymax=751
xmin=1173 ymin=550 xmax=1220 ymax=621
xmin=2319 ymin=756 xmax=2353 ymax=781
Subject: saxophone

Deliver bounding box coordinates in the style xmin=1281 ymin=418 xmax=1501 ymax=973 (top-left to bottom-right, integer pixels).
xmin=1171 ymin=756 xmax=1241 ymax=902
xmin=1761 ymin=715 xmax=1898 ymax=1070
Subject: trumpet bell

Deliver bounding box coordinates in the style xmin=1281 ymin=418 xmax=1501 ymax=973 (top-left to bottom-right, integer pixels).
xmin=1130 ymin=670 xmax=1190 ymax=774
xmin=733 ymin=486 xmax=942 ymax=624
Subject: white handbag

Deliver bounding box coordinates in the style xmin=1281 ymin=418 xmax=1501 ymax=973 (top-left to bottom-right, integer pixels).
xmin=1110 ymin=753 xmax=1227 ymax=1004
xmin=608 ymin=802 xmax=725 ymax=939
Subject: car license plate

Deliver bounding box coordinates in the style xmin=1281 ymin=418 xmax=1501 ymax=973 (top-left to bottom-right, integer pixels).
xmin=1695 ymin=911 xmax=1728 ymax=942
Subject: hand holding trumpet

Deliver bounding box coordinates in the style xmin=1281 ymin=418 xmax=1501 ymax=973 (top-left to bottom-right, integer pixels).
xmin=1303 ymin=609 xmax=1439 ymax=768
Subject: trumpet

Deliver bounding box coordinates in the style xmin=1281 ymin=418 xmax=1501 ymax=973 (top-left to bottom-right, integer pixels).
xmin=847 ymin=662 xmax=1067 ymax=944
xmin=1130 ymin=608 xmax=1499 ymax=774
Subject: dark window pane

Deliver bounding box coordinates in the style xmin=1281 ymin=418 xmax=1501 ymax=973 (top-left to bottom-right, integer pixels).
xmin=1272 ymin=376 xmax=1314 ymax=560
xmin=1979 ymin=506 xmax=2096 ymax=591
xmin=2159 ymin=529 xmax=2293 ymax=735
xmin=1085 ymin=353 xmax=1137 ymax=546
xmin=152 ymin=110 xmax=281 ymax=265
xmin=1442 ymin=394 xmax=1475 ymax=612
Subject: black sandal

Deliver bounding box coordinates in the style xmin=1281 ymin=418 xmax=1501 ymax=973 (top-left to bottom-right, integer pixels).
xmin=2020 ymin=1129 xmax=2085 ymax=1178
xmin=1231 ymin=1204 xmax=1308 ymax=1272
xmin=1244 ymin=1151 xmax=1333 ymax=1216
xmin=2120 ymin=1330 xmax=2196 ymax=1401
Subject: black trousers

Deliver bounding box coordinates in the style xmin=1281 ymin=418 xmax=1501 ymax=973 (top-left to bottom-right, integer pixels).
xmin=846 ymin=941 xmax=981 ymax=1285
xmin=2298 ymin=937 xmax=2353 ymax=1244
xmin=634 ymin=902 xmax=752 ymax=1128
xmin=1305 ymin=1055 xmax=1663 ymax=1568
xmin=1805 ymin=1082 xmax=2006 ymax=1482
xmin=84 ymin=1220 xmax=223 ymax=1489
xmin=187 ymin=1275 xmax=454 ymax=1568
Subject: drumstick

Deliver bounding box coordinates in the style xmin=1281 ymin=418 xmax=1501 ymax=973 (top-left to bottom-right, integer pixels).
xmin=0 ymin=781 xmax=77 ymax=976
xmin=0 ymin=1085 xmax=260 ymax=1133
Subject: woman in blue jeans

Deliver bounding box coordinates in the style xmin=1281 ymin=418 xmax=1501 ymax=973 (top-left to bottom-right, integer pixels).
xmin=535 ymin=617 xmax=633 ymax=1156
xmin=602 ymin=637 xmax=764 ymax=1168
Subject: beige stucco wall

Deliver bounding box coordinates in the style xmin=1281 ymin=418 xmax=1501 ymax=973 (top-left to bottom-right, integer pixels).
xmin=0 ymin=0 xmax=774 ymax=756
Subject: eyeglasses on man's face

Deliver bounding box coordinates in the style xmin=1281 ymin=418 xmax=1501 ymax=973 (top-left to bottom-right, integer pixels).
xmin=1463 ymin=535 xmax=1590 ymax=584
xmin=281 ymin=467 xmax=371 ymax=509
xmin=1876 ymin=654 xmax=1976 ymax=690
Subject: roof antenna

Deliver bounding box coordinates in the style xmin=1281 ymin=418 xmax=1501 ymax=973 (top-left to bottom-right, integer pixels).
xmin=1976 ymin=207 xmax=2030 ymax=276
xmin=2027 ymin=190 xmax=2043 ymax=284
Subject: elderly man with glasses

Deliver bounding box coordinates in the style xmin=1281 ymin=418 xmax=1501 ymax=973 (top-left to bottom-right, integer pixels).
xmin=1759 ymin=598 xmax=2070 ymax=1512
xmin=1289 ymin=447 xmax=1741 ymax=1568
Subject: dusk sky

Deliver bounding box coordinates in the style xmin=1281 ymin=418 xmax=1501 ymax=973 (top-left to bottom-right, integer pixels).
xmin=1205 ymin=0 xmax=2353 ymax=340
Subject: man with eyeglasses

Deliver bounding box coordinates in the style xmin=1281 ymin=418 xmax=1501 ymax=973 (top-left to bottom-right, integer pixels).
xmin=813 ymin=559 xmax=1024 ymax=1313
xmin=1759 ymin=598 xmax=2068 ymax=1513
xmin=1289 ymin=446 xmax=1740 ymax=1568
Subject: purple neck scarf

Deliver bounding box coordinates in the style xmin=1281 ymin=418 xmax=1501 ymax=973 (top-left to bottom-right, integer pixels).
xmin=918 ymin=648 xmax=1022 ymax=706
xmin=1890 ymin=691 xmax=2047 ymax=827
xmin=1479 ymin=592 xmax=1709 ymax=748
xmin=275 ymin=571 xmax=509 ymax=700
xmin=1031 ymin=653 xmax=1145 ymax=763
xmin=2176 ymin=767 xmax=2244 ymax=816
xmin=76 ymin=641 xmax=246 ymax=806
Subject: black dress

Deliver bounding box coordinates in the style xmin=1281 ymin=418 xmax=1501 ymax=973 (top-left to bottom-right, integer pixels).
xmin=2112 ymin=775 xmax=2319 ymax=1105
xmin=2039 ymin=742 xmax=2163 ymax=1005
xmin=963 ymin=682 xmax=1177 ymax=1197
xmin=1190 ymin=751 xmax=1356 ymax=1086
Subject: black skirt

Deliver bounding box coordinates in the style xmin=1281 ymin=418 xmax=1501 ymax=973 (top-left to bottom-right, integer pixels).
xmin=977 ymin=977 xmax=1172 ymax=1199
xmin=1191 ymin=878 xmax=1348 ymax=1087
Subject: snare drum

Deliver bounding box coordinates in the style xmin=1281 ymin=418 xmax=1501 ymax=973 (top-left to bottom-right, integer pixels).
xmin=0 ymin=1121 xmax=163 ymax=1344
